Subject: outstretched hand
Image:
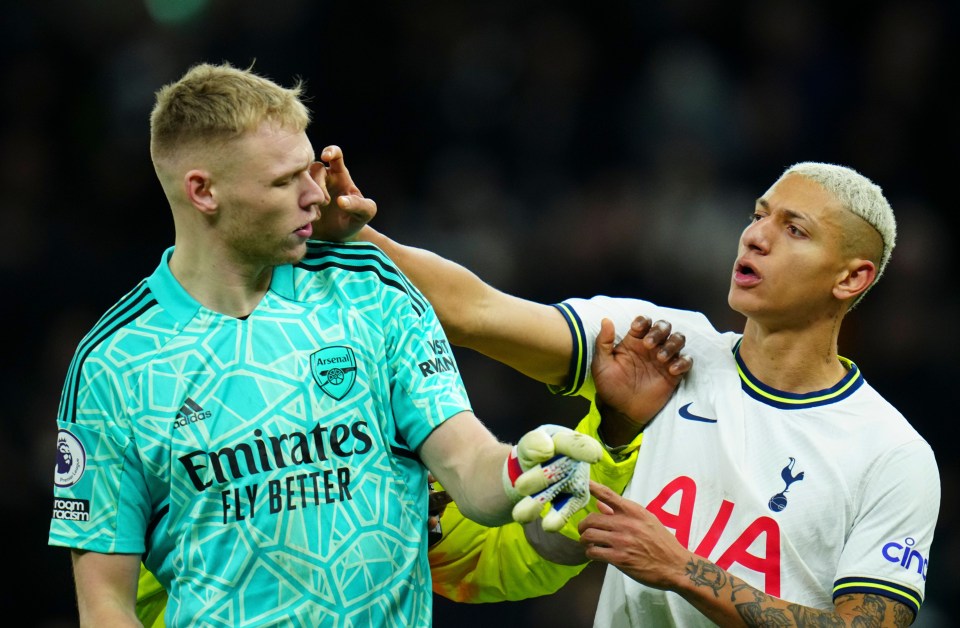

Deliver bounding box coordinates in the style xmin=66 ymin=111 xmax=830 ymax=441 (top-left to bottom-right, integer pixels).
xmin=592 ymin=316 xmax=692 ymax=444
xmin=310 ymin=145 xmax=378 ymax=241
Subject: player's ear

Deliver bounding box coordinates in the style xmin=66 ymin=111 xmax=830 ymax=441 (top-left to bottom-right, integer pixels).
xmin=834 ymin=258 xmax=876 ymax=302
xmin=184 ymin=169 xmax=217 ymax=215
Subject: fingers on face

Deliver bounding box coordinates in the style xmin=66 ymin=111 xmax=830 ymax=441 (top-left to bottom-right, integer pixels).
xmin=308 ymin=163 xmax=331 ymax=206
xmin=343 ymin=196 xmax=377 ymax=221
xmin=309 ymin=160 xmax=327 ymax=186
xmin=320 ymin=144 xmax=343 ymax=165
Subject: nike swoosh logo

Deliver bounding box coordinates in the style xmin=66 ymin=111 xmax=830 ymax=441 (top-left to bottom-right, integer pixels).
xmin=679 ymin=402 xmax=717 ymax=423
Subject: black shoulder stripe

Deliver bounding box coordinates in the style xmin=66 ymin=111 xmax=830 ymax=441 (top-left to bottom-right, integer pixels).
xmin=549 ymin=303 xmax=588 ymax=396
xmin=60 ymin=280 xmax=149 ymax=415
xmin=60 ymin=281 xmax=158 ymax=424
xmin=298 ymin=243 xmax=429 ymax=316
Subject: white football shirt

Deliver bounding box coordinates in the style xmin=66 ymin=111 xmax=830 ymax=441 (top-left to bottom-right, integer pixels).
xmin=553 ymin=296 xmax=939 ymax=626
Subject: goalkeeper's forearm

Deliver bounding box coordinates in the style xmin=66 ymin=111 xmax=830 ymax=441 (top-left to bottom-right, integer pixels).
xmin=419 ymin=413 xmax=517 ymax=527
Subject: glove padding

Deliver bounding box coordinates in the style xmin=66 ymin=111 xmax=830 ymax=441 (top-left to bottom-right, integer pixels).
xmin=502 ymin=424 xmax=603 ymax=532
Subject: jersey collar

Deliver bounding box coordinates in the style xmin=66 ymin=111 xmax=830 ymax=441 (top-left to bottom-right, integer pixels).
xmin=733 ymin=338 xmax=864 ymax=409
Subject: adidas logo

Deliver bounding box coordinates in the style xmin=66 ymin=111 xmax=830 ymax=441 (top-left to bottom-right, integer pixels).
xmin=174 ymin=397 xmax=212 ymax=429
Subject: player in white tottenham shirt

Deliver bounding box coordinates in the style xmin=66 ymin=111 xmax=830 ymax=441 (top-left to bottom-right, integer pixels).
xmin=563 ymin=296 xmax=937 ymax=626
xmin=360 ymin=161 xmax=941 ymax=626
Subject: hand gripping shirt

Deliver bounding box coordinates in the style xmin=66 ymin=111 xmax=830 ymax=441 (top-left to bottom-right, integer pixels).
xmin=49 ymin=242 xmax=472 ymax=627
xmin=553 ymin=296 xmax=940 ymax=627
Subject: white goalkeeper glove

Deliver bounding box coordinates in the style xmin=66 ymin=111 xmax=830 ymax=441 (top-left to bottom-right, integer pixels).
xmin=502 ymin=424 xmax=603 ymax=532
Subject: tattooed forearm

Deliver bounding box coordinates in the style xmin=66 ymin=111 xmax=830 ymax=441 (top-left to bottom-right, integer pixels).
xmin=731 ymin=580 xmax=763 ymax=604
xmin=730 ymin=582 xmax=910 ymax=627
xmin=685 ymin=557 xmax=728 ymax=598
xmin=682 ymin=561 xmax=913 ymax=627
xmin=784 ymin=604 xmax=848 ymax=627
xmin=735 ymin=602 xmax=792 ymax=625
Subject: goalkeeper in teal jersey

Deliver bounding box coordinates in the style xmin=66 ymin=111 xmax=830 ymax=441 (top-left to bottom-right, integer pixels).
xmin=134 ymin=402 xmax=658 ymax=626
xmin=48 ymin=62 xmax=685 ymax=628
xmin=135 ymin=406 xmax=649 ymax=626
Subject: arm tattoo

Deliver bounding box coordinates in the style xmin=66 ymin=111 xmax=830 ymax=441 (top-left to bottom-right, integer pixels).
xmin=735 ymin=601 xmax=847 ymax=627
xmin=835 ymin=593 xmax=912 ymax=628
xmin=893 ymin=603 xmax=912 ymax=626
xmin=685 ymin=557 xmax=728 ymax=598
xmin=737 ymin=604 xmax=793 ymax=626
xmin=784 ymin=604 xmax=848 ymax=627
xmin=730 ymin=580 xmax=761 ymax=603
xmin=732 ymin=593 xmax=912 ymax=627
xmin=690 ymin=564 xmax=912 ymax=626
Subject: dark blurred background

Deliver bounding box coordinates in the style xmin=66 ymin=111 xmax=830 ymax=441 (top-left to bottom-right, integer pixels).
xmin=4 ymin=0 xmax=956 ymax=626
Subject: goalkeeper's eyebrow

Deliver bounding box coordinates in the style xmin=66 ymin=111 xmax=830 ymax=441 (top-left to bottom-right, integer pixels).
xmin=270 ymin=153 xmax=316 ymax=186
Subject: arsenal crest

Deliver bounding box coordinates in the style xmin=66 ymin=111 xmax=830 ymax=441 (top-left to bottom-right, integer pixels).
xmin=310 ymin=346 xmax=358 ymax=400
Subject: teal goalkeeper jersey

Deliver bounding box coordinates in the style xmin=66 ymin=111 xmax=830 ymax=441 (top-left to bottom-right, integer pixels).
xmin=49 ymin=242 xmax=472 ymax=627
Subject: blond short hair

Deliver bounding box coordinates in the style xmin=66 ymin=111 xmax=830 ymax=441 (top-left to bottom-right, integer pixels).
xmin=782 ymin=162 xmax=896 ymax=307
xmin=149 ymin=62 xmax=311 ymax=164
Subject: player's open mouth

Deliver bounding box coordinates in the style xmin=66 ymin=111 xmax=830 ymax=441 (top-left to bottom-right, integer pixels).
xmin=733 ymin=260 xmax=761 ymax=287
xmin=294 ymin=223 xmax=313 ymax=237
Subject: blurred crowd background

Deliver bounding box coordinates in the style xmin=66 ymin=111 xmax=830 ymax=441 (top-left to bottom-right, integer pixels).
xmin=3 ymin=0 xmax=956 ymax=625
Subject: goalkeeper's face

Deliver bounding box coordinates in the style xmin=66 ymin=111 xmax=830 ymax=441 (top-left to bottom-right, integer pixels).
xmin=211 ymin=124 xmax=328 ymax=268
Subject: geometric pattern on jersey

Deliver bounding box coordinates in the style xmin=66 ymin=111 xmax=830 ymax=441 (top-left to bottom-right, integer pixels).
xmin=552 ymin=296 xmax=939 ymax=626
xmin=50 ymin=241 xmax=472 ymax=626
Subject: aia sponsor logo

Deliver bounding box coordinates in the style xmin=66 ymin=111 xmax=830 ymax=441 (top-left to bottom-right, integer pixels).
xmin=647 ymin=476 xmax=783 ymax=596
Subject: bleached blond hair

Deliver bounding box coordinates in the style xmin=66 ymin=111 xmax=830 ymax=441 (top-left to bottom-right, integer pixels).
xmin=782 ymin=162 xmax=896 ymax=308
